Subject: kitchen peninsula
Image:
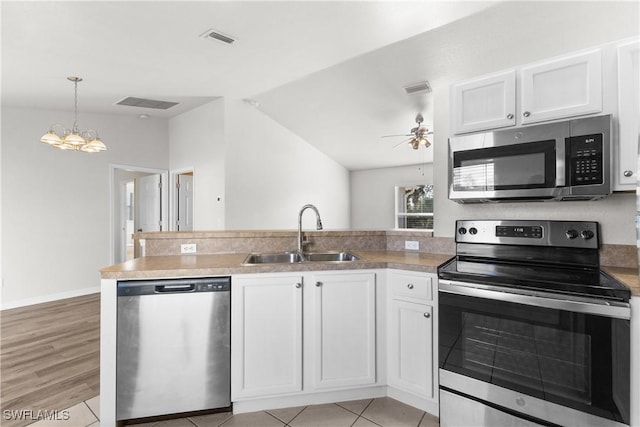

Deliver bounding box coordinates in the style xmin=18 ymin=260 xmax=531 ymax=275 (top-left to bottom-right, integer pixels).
xmin=99 ymin=229 xmax=640 ymax=427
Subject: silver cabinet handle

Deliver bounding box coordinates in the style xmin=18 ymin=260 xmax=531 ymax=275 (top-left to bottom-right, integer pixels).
xmin=506 ymin=113 xmax=514 ymax=120
xmin=423 ymin=312 xmax=431 ymax=318
xmin=624 ymin=170 xmax=634 ymax=177
xmin=316 ymin=282 xmax=322 ymax=287
xmin=523 ymin=111 xmax=531 ymax=117
xmin=295 ymin=283 xmax=301 ymax=288
xmin=407 ymin=283 xmax=414 ymax=289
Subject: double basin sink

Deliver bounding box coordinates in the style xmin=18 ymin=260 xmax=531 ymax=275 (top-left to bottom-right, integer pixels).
xmin=243 ymin=251 xmax=359 ymax=265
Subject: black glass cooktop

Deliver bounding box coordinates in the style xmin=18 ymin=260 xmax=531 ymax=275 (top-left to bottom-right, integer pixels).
xmin=438 ymin=256 xmax=630 ymax=302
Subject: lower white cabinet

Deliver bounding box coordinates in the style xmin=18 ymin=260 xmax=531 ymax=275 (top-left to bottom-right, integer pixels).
xmin=309 ymin=271 xmax=376 ymax=389
xmin=231 ymin=274 xmax=304 ymax=399
xmin=387 ymin=270 xmax=437 ymax=401
xmin=388 ymin=300 xmax=433 ymax=398
xmin=231 ymin=270 xmax=378 ymax=401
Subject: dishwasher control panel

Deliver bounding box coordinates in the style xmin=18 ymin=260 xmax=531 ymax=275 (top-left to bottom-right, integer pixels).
xmin=117 ymin=277 xmax=231 ymax=296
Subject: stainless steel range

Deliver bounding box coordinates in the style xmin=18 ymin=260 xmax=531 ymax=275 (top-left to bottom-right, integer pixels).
xmin=438 ymin=220 xmax=631 ymax=427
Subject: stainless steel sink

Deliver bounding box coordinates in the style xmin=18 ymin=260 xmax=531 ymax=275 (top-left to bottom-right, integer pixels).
xmin=304 ymin=251 xmax=359 ymax=262
xmin=242 ymin=251 xmax=359 ymax=265
xmin=243 ymin=252 xmax=303 ymax=265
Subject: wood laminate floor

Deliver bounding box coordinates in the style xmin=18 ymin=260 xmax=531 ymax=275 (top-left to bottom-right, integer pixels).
xmin=1 ymin=293 xmax=100 ymax=427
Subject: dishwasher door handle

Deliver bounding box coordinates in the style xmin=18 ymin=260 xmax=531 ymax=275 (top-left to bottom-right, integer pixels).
xmin=155 ymin=284 xmax=195 ymax=293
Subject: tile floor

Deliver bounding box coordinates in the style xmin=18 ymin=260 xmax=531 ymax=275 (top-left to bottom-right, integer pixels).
xmin=29 ymin=396 xmax=440 ymax=427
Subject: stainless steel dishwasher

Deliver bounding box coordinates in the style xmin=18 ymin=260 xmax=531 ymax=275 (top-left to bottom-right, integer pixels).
xmin=116 ymin=277 xmax=231 ymax=420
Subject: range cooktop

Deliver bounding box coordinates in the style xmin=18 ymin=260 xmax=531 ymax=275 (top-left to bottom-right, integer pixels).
xmin=437 ymin=219 xmax=631 ymax=302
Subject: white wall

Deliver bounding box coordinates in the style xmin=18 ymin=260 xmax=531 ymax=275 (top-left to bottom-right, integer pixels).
xmin=1 ymin=107 xmax=169 ymax=307
xmin=427 ymin=1 xmax=639 ymax=245
xmin=169 ymin=99 xmax=226 ymax=230
xmin=224 ymin=99 xmax=351 ymax=230
xmin=351 ymin=164 xmax=434 ymax=230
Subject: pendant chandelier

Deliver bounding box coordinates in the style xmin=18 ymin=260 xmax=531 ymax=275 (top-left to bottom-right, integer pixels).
xmin=40 ymin=77 xmax=107 ymax=153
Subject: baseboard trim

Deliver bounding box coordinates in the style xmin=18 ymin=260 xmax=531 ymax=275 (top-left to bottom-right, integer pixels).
xmin=1 ymin=286 xmax=100 ymax=310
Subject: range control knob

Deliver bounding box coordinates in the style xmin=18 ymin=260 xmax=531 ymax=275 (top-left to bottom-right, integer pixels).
xmin=458 ymin=227 xmax=467 ymax=235
xmin=565 ymin=229 xmax=579 ymax=239
xmin=469 ymin=227 xmax=478 ymax=235
xmin=581 ymin=229 xmax=595 ymax=240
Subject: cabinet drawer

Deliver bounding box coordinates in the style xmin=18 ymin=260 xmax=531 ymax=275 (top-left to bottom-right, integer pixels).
xmin=389 ymin=272 xmax=433 ymax=301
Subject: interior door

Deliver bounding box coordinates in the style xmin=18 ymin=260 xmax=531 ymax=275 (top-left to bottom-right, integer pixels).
xmin=177 ymin=174 xmax=193 ymax=231
xmin=136 ymin=174 xmax=162 ymax=232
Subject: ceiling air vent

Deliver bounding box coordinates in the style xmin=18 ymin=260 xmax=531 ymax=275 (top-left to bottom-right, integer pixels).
xmin=403 ymin=81 xmax=432 ymax=95
xmin=200 ymin=28 xmax=235 ymax=45
xmin=116 ymin=97 xmax=179 ymax=110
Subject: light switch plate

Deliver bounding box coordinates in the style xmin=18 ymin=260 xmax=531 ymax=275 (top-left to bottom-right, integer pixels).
xmin=405 ymin=240 xmax=419 ymax=250
xmin=181 ymin=243 xmax=197 ymax=254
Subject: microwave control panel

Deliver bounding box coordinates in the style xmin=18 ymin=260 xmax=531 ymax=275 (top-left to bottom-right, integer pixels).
xmin=567 ymin=133 xmax=603 ymax=186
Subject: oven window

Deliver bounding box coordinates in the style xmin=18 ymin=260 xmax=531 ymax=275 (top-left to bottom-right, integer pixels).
xmin=452 ymin=140 xmax=556 ymax=191
xmin=439 ymin=292 xmax=630 ymax=424
xmin=462 ymin=312 xmax=591 ymax=404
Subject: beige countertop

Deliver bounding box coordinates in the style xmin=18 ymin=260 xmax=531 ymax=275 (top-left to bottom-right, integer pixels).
xmin=99 ymin=250 xmax=452 ymax=280
xmin=602 ymin=266 xmax=640 ymax=297
xmin=100 ymin=251 xmax=639 ymax=297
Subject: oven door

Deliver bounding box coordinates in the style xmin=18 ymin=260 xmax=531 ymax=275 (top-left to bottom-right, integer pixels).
xmin=439 ymin=280 xmax=630 ymax=427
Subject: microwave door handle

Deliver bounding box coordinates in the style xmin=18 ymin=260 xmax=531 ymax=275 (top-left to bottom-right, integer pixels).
xmin=556 ymin=138 xmax=566 ymax=187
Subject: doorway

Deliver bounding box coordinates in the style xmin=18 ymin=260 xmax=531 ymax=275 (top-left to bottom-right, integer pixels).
xmin=111 ymin=165 xmax=168 ymax=264
xmin=170 ymin=168 xmax=195 ymax=231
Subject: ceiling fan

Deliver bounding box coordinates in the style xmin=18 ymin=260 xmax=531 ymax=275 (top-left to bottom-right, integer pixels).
xmin=382 ymin=114 xmax=433 ymax=150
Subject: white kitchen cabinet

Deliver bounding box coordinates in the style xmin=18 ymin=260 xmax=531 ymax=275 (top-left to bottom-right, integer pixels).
xmin=309 ymin=271 xmax=376 ymax=390
xmin=231 ymin=274 xmax=303 ymax=399
xmin=386 ymin=270 xmax=437 ymax=402
xmin=451 ymin=49 xmax=603 ymax=134
xmin=232 ymin=270 xmax=378 ymax=402
xmin=614 ymin=39 xmax=640 ymax=190
xmin=450 ymin=69 xmax=516 ymax=134
xmin=520 ymin=49 xmax=602 ymax=124
xmin=388 ymin=300 xmax=433 ymax=398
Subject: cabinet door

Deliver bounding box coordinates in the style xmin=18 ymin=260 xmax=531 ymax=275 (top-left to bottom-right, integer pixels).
xmin=388 ymin=300 xmax=433 ymax=399
xmin=615 ymin=40 xmax=640 ymax=189
xmin=451 ymin=69 xmax=516 ymax=134
xmin=311 ymin=272 xmax=376 ymax=390
xmin=231 ymin=275 xmax=303 ymax=399
xmin=520 ymin=49 xmax=602 ymax=124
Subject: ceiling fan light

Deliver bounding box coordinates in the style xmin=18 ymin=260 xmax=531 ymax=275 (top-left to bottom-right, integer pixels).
xmin=40 ymin=130 xmax=62 ymax=145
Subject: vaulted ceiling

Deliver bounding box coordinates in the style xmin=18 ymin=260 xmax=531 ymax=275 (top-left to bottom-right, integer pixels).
xmin=1 ymin=1 xmax=498 ymax=169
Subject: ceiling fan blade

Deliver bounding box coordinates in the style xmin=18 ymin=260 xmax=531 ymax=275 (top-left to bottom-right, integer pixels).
xmin=381 ymin=134 xmax=413 ymax=138
xmin=392 ymin=138 xmax=412 ymax=148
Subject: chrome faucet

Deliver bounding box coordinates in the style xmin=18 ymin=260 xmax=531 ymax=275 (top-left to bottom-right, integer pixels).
xmin=298 ymin=204 xmax=323 ymax=255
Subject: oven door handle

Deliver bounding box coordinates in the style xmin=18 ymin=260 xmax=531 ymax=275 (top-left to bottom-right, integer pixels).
xmin=439 ymin=279 xmax=631 ymax=320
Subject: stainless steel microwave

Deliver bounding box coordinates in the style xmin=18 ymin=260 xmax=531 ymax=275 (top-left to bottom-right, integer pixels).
xmin=448 ymin=114 xmax=611 ymax=203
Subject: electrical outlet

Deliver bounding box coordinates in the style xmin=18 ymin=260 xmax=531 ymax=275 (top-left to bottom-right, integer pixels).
xmin=181 ymin=243 xmax=197 ymax=254
xmin=405 ymin=240 xmax=420 ymax=251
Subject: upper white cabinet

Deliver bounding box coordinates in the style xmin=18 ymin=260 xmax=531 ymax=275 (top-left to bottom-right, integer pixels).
xmin=451 ymin=49 xmax=603 ymax=134
xmin=309 ymin=271 xmax=377 ymax=390
xmin=231 ymin=274 xmax=303 ymax=399
xmin=520 ymin=49 xmax=602 ymax=124
xmin=451 ymin=69 xmax=516 ymax=134
xmin=614 ymin=39 xmax=640 ymax=189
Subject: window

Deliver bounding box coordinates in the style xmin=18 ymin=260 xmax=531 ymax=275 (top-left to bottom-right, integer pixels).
xmin=395 ymin=185 xmax=434 ymax=230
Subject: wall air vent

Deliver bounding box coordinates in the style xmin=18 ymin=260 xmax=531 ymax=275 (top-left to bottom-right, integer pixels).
xmin=403 ymin=81 xmax=432 ymax=95
xmin=200 ymin=28 xmax=235 ymax=45
xmin=116 ymin=97 xmax=179 ymax=110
